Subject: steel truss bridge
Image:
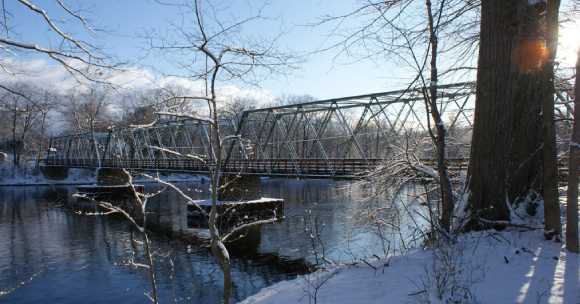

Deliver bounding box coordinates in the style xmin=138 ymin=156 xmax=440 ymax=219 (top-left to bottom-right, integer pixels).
xmin=43 ymin=80 xmax=576 ymax=179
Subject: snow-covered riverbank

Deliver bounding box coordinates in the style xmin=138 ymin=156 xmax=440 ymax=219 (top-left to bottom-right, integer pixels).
xmin=240 ymin=229 xmax=579 ymax=304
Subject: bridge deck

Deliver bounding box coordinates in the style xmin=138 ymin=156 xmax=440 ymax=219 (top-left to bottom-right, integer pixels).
xmin=43 ymin=158 xmax=471 ymax=179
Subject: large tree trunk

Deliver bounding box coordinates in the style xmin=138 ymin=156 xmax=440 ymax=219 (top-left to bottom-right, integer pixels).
xmin=468 ymin=1 xmax=556 ymax=224
xmin=565 ymin=49 xmax=580 ymax=253
xmin=541 ymin=0 xmax=562 ymax=240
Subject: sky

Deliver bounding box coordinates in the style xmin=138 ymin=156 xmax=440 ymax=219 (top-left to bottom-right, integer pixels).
xmin=3 ymin=0 xmax=580 ymax=102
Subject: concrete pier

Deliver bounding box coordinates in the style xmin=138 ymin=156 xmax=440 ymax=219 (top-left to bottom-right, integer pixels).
xmin=146 ymin=191 xmax=189 ymax=236
xmin=96 ymin=168 xmax=130 ymax=185
xmin=40 ymin=166 xmax=69 ymax=180
xmin=69 ymin=171 xmax=283 ymax=242
xmin=187 ymin=198 xmax=284 ymax=235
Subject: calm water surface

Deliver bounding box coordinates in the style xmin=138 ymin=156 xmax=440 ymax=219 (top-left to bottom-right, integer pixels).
xmin=0 ymin=178 xmax=423 ymax=303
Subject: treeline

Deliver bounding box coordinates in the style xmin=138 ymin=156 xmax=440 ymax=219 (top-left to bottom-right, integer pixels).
xmin=0 ymin=82 xmax=198 ymax=167
xmin=0 ymin=82 xmax=334 ymax=167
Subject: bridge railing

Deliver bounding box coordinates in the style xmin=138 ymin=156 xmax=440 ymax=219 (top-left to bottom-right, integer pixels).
xmin=43 ymin=156 xmax=475 ymax=178
xmin=44 ymin=157 xmax=386 ymax=177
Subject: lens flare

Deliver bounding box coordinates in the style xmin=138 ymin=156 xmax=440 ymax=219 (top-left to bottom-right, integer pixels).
xmin=515 ymin=40 xmax=549 ymax=73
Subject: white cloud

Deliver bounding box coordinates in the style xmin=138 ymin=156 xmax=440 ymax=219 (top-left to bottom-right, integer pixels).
xmin=0 ymin=58 xmax=80 ymax=93
xmin=0 ymin=58 xmax=276 ymax=106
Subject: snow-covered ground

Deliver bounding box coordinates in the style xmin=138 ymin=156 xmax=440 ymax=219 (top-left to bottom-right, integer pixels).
xmin=240 ymin=229 xmax=579 ymax=304
xmin=190 ymin=197 xmax=284 ymax=206
xmin=0 ymin=165 xmax=94 ymax=186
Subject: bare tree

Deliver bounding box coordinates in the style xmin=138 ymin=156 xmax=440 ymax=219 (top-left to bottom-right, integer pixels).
xmin=59 ymin=87 xmax=113 ymax=133
xmin=314 ymin=0 xmax=480 ymax=84
xmin=219 ymin=97 xmax=258 ymax=127
xmin=147 ymin=1 xmax=294 ymax=302
xmin=0 ymin=0 xmax=116 ymax=87
xmin=119 ymin=85 xmax=209 ymax=128
xmin=0 ymin=85 xmax=43 ymax=167
xmin=74 ymin=170 xmax=164 ymax=303
xmin=32 ymin=91 xmax=59 ymax=167
xmin=0 ymin=84 xmax=64 ymax=173
xmin=57 ymin=86 xmax=115 ymax=170
xmin=315 ymin=0 xmax=478 ymax=234
xmin=423 ymin=0 xmax=455 ymax=233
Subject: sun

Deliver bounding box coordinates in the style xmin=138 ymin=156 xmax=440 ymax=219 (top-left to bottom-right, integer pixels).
xmin=558 ymin=20 xmax=580 ymax=67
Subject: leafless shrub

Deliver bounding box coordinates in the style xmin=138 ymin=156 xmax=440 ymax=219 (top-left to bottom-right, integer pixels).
xmin=351 ymin=132 xmax=451 ymax=248
xmin=303 ymin=207 xmax=334 ymax=267
xmin=411 ymin=238 xmax=481 ymax=304
xmin=300 ymin=268 xmax=337 ymax=304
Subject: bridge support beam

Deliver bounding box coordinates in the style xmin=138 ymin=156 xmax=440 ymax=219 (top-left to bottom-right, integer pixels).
xmin=40 ymin=166 xmax=69 ymax=180
xmin=96 ymin=168 xmax=130 ymax=185
xmin=218 ymin=174 xmax=262 ymax=201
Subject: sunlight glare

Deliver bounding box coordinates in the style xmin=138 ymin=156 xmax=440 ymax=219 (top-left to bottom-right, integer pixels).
xmin=558 ymin=20 xmax=580 ymax=67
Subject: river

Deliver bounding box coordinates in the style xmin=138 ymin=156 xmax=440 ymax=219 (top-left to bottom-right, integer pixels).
xmin=0 ymin=177 xmax=425 ymax=303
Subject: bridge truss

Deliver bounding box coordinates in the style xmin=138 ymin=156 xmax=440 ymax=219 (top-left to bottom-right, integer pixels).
xmin=46 ymin=82 xmax=478 ymax=178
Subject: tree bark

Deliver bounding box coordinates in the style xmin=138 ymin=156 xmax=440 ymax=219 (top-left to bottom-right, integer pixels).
xmin=468 ymin=0 xmax=555 ymax=225
xmin=565 ymin=49 xmax=580 ymax=253
xmin=541 ymin=0 xmax=562 ymax=240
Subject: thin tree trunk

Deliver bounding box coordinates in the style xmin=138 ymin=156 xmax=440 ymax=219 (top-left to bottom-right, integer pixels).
xmin=565 ymin=49 xmax=580 ymax=253
xmin=12 ymin=100 xmax=18 ymax=168
xmin=36 ymin=111 xmax=47 ymax=168
xmin=205 ymin=55 xmax=232 ymax=304
xmin=425 ymin=0 xmax=454 ymax=232
xmin=142 ymin=232 xmax=159 ymax=304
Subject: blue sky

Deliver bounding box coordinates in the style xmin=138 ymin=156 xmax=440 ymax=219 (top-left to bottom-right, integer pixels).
xmin=6 ymin=0 xmax=579 ymax=99
xmin=7 ymin=0 xmax=424 ymax=99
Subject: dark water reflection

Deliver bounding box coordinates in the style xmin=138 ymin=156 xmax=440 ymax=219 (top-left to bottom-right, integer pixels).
xmin=0 ymin=178 xmax=424 ymax=303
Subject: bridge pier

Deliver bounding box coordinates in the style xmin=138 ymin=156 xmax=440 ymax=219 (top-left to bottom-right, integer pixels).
xmin=40 ymin=166 xmax=69 ymax=180
xmin=218 ymin=174 xmax=262 ymax=201
xmin=96 ymin=168 xmax=130 ymax=185
xmin=146 ymin=192 xmax=188 ymax=237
